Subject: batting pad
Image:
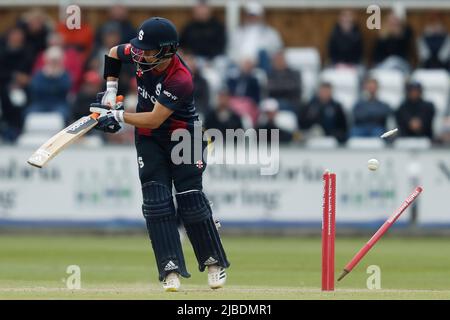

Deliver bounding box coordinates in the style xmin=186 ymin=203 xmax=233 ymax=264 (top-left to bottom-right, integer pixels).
xmin=176 ymin=190 xmax=230 ymax=272
xmin=142 ymin=182 xmax=190 ymax=281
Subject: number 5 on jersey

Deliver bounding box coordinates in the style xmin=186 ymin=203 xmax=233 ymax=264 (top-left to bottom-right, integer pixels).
xmin=138 ymin=157 xmax=145 ymax=169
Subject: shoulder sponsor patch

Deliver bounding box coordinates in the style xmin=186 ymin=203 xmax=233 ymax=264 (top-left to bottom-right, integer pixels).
xmin=163 ymin=90 xmax=178 ymax=101
xmin=124 ymin=43 xmax=132 ymax=55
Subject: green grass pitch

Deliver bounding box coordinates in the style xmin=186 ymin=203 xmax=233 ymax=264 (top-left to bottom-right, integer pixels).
xmin=0 ymin=234 xmax=449 ymax=299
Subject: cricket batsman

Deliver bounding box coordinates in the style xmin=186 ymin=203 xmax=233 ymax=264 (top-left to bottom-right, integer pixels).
xmin=89 ymin=17 xmax=230 ymax=292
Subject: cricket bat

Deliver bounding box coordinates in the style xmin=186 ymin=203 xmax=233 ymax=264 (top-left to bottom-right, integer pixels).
xmin=27 ymin=96 xmax=123 ymax=168
xmin=27 ymin=112 xmax=101 ymax=168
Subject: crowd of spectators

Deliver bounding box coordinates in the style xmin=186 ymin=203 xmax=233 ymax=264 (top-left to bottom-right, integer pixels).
xmin=0 ymin=1 xmax=449 ymax=146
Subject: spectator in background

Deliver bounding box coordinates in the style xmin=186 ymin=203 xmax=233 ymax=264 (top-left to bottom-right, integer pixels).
xmin=396 ymin=81 xmax=435 ymax=139
xmin=0 ymin=27 xmax=33 ymax=142
xmin=180 ymin=0 xmax=226 ymax=60
xmin=27 ymin=46 xmax=72 ymax=123
xmin=351 ymin=78 xmax=392 ymax=137
xmin=256 ymin=98 xmax=293 ymax=143
xmin=328 ymin=9 xmax=363 ymax=66
xmin=72 ymin=70 xmax=102 ymax=121
xmin=204 ymin=88 xmax=243 ymax=135
xmin=298 ymin=82 xmax=348 ymax=143
xmin=226 ymin=58 xmax=261 ymax=105
xmin=89 ymin=22 xmax=132 ymax=96
xmin=438 ymin=117 xmax=450 ymax=145
xmin=91 ymin=22 xmax=122 ymax=76
xmin=229 ymin=1 xmax=283 ymax=71
xmin=267 ymin=50 xmax=301 ymax=111
xmin=57 ymin=14 xmax=94 ymax=63
xmin=417 ymin=13 xmax=450 ymax=70
xmin=32 ymin=33 xmax=84 ymax=93
xmin=96 ymin=5 xmax=136 ymax=45
xmin=17 ymin=9 xmax=52 ymax=61
xmin=372 ymin=11 xmax=413 ymax=73
xmin=181 ymin=52 xmax=211 ymax=116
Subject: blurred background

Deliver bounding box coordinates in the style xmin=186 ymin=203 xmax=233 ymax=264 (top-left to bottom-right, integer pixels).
xmin=1 ymin=0 xmax=450 ymax=234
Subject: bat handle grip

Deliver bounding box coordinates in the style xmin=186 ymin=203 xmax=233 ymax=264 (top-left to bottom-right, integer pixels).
xmin=89 ymin=95 xmax=123 ymax=119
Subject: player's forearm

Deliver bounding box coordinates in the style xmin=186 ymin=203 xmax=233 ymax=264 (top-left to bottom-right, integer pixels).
xmin=123 ymin=112 xmax=162 ymax=129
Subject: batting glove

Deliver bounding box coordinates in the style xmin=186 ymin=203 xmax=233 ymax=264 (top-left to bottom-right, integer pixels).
xmin=96 ymin=92 xmax=124 ymax=111
xmin=101 ymin=81 xmax=118 ymax=107
xmin=90 ymin=104 xmax=124 ymax=133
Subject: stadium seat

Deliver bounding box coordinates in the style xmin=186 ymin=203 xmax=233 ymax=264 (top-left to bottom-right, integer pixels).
xmin=17 ymin=132 xmax=104 ymax=148
xmin=202 ymin=66 xmax=223 ymax=106
xmin=305 ymin=137 xmax=338 ymax=149
xmin=17 ymin=134 xmax=55 ymax=147
xmin=17 ymin=112 xmax=104 ymax=148
xmin=253 ymin=67 xmax=268 ymax=94
xmin=284 ymin=47 xmax=321 ymax=103
xmin=320 ymin=68 xmax=359 ymax=113
xmin=411 ymin=69 xmax=450 ymax=135
xmin=393 ymin=137 xmax=432 ymax=150
xmin=23 ymin=112 xmax=65 ymax=133
xmin=229 ymin=96 xmax=259 ymax=125
xmin=241 ymin=114 xmax=254 ymax=130
xmin=76 ymin=135 xmax=104 ymax=148
xmin=347 ymin=137 xmax=385 ymax=149
xmin=274 ymin=110 xmax=298 ymax=132
xmin=369 ymin=69 xmax=405 ymax=109
xmin=18 ymin=112 xmax=65 ymax=147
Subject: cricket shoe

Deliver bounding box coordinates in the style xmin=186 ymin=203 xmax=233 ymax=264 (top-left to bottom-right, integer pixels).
xmin=207 ymin=265 xmax=226 ymax=289
xmin=162 ymin=272 xmax=180 ymax=292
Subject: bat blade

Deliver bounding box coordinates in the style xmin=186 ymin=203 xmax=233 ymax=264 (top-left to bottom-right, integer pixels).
xmin=27 ymin=113 xmax=99 ymax=168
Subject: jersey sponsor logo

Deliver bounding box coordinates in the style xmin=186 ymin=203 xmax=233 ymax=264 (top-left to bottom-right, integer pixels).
xmin=138 ymin=156 xmax=144 ymax=169
xmin=136 ymin=67 xmax=143 ymax=78
xmin=138 ymin=86 xmax=154 ymax=103
xmin=196 ymin=160 xmax=204 ymax=169
xmin=124 ymin=43 xmax=131 ymax=55
xmin=138 ymin=83 xmax=164 ymax=105
xmin=163 ymin=90 xmax=178 ymax=101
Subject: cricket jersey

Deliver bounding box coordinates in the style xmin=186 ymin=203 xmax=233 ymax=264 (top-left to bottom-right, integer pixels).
xmin=117 ymin=43 xmax=198 ymax=137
